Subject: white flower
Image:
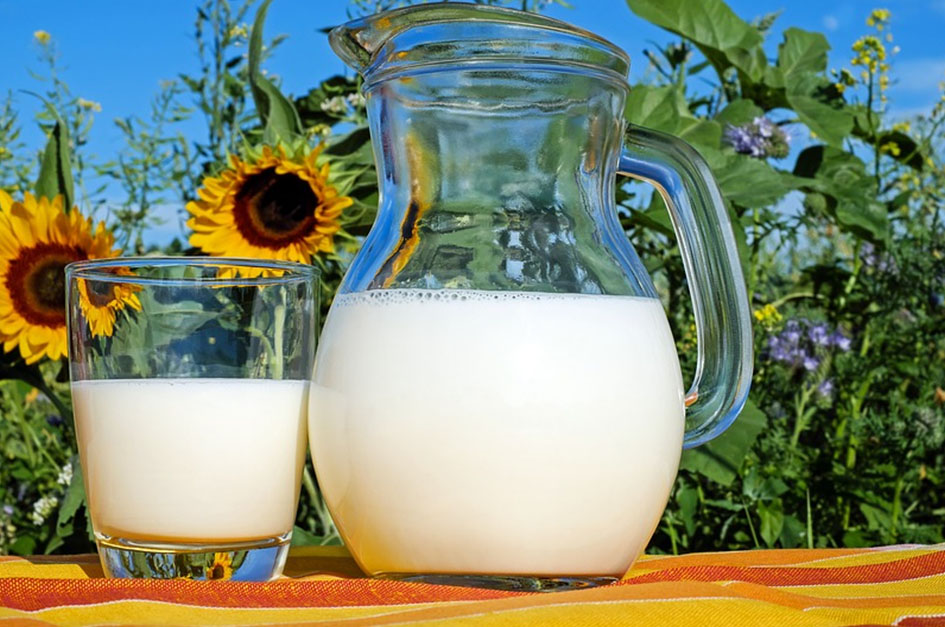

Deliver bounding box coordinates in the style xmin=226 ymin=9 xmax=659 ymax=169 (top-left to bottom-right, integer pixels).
xmin=30 ymin=495 xmax=59 ymax=526
xmin=345 ymin=92 xmax=366 ymax=108
xmin=56 ymin=462 xmax=73 ymax=486
xmin=320 ymin=96 xmax=348 ymax=115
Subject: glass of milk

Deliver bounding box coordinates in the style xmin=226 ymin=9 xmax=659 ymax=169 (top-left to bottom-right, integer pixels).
xmin=65 ymin=258 xmax=317 ymax=580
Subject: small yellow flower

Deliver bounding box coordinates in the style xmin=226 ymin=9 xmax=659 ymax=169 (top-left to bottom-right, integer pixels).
xmin=892 ymin=121 xmax=911 ymax=134
xmin=33 ymin=30 xmax=51 ymax=45
xmin=880 ymin=142 xmax=901 ymax=157
xmin=76 ymin=98 xmax=102 ymax=113
xmin=867 ymin=8 xmax=891 ymax=27
xmin=753 ymin=303 xmax=782 ymax=329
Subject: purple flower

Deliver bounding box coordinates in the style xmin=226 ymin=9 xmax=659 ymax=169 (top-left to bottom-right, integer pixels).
xmin=753 ymin=116 xmax=776 ymax=138
xmin=46 ymin=414 xmax=63 ymax=427
xmin=765 ymin=318 xmax=852 ymax=370
xmin=767 ymin=336 xmax=790 ymax=362
xmin=724 ymin=117 xmax=791 ymax=159
xmin=808 ymin=323 xmax=830 ymax=346
xmin=860 ymin=241 xmax=897 ymax=273
xmin=724 ymin=125 xmax=765 ymax=158
xmin=817 ymin=379 xmax=835 ymax=399
xmin=1 ymin=504 xmax=13 ymax=517
xmin=830 ymin=332 xmax=851 ymax=352
xmin=783 ymin=319 xmax=802 ymax=345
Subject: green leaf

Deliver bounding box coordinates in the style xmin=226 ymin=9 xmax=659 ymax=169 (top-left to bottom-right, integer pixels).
xmin=706 ymin=151 xmax=792 ymax=208
xmin=32 ymin=97 xmax=75 ymax=208
xmin=248 ymin=0 xmax=302 ymax=143
xmin=777 ymin=28 xmax=830 ymax=81
xmin=835 ymin=198 xmax=889 ymax=243
xmin=626 ymin=0 xmax=765 ymax=80
xmin=677 ymin=119 xmax=722 ymax=152
xmin=625 ymin=86 xmax=682 ymax=133
xmin=714 ymin=99 xmax=764 ymax=127
xmin=758 ymin=499 xmax=785 ymax=548
xmin=792 ymin=146 xmax=888 ymax=242
xmin=779 ymin=514 xmax=806 ymax=548
xmin=625 ymin=85 xmax=720 ymax=152
xmin=676 ymin=482 xmax=699 ymax=536
xmin=786 ymin=75 xmax=853 ymax=147
xmin=680 ymin=399 xmax=767 ymax=486
xmin=9 ymin=536 xmax=37 ymax=556
xmin=57 ymin=456 xmax=85 ymax=535
xmin=635 ymin=192 xmax=675 ymax=237
xmin=762 ymin=65 xmax=785 ymax=89
xmin=290 ymin=525 xmax=323 ymax=547
xmin=788 ymin=94 xmax=853 ymax=147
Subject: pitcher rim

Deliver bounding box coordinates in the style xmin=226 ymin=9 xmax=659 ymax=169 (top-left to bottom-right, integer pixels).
xmin=330 ymin=2 xmax=631 ymax=84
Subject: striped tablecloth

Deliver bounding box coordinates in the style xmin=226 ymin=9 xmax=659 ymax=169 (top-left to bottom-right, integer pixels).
xmin=2 ymin=544 xmax=945 ymax=625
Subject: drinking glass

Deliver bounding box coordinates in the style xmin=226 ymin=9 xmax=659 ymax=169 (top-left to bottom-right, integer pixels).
xmin=66 ymin=257 xmax=318 ymax=580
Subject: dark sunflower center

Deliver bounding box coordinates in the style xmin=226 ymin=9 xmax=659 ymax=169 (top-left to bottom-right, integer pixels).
xmin=85 ymin=280 xmax=116 ymax=308
xmin=6 ymin=243 xmax=84 ymax=328
xmin=232 ymin=168 xmax=319 ymax=249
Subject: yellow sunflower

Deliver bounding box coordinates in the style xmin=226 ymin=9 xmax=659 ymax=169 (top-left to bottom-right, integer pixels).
xmin=186 ymin=145 xmax=353 ymax=265
xmin=0 ymin=191 xmax=124 ymax=363
xmin=205 ymin=552 xmax=234 ymax=580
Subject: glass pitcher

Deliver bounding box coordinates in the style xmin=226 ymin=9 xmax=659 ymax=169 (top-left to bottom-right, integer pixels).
xmin=309 ymin=3 xmax=752 ymax=590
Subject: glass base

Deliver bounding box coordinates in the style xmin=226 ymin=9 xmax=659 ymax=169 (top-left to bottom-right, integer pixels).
xmin=380 ymin=573 xmax=619 ymax=591
xmin=96 ymin=532 xmax=291 ymax=581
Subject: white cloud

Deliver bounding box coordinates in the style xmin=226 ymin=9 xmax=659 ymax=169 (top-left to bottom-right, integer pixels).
xmin=822 ymin=15 xmax=839 ymax=31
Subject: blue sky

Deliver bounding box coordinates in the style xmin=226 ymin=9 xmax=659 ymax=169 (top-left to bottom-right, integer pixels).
xmin=1 ymin=1 xmax=944 ymax=241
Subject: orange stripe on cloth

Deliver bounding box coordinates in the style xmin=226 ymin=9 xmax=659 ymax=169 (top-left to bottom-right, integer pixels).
xmin=0 ymin=577 xmax=522 ymax=612
xmin=632 ymin=547 xmax=869 ymax=569
xmin=623 ymin=549 xmax=945 ymax=586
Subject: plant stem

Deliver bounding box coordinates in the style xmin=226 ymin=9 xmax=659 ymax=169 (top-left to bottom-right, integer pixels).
xmin=891 ymin=474 xmax=904 ymax=540
xmin=273 ymin=289 xmax=286 ymax=379
xmin=806 ymin=489 xmax=814 ymax=549
xmin=742 ymin=498 xmax=760 ymax=549
xmin=790 ymin=383 xmax=816 ymax=448
xmin=302 ymin=466 xmax=319 ymax=505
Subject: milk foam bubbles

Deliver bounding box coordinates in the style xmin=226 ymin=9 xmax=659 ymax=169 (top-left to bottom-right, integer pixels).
xmin=72 ymin=378 xmax=308 ymax=543
xmin=309 ymin=289 xmax=685 ymax=577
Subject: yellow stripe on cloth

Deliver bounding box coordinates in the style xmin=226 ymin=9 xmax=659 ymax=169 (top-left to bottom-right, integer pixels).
xmin=3 ymin=545 xmax=945 ymax=626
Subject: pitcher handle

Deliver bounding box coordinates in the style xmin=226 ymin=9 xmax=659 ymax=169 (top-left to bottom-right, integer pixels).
xmin=618 ymin=125 xmax=753 ymax=449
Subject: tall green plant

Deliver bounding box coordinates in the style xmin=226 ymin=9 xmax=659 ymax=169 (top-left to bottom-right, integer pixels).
xmin=619 ymin=0 xmax=944 ymax=552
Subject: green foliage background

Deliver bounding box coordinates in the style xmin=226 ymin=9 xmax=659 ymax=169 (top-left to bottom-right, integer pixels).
xmin=1 ymin=0 xmax=944 ymax=556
